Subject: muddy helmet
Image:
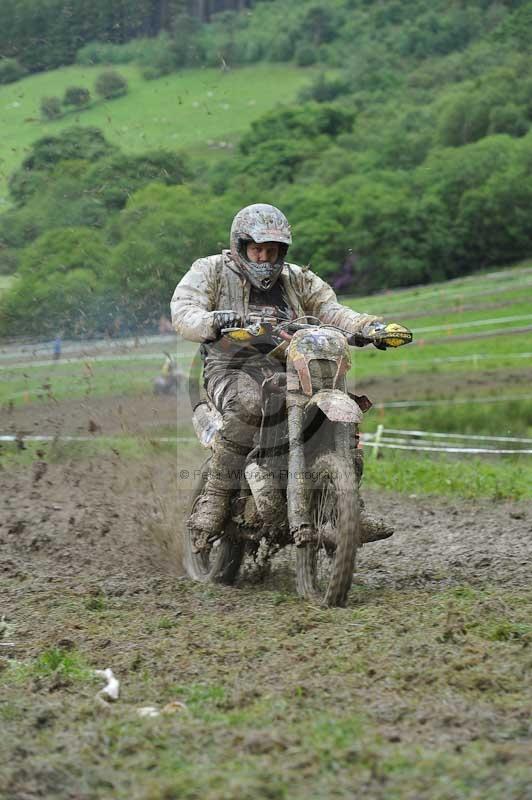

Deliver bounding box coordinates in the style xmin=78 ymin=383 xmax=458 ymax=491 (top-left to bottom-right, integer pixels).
xmin=230 ymin=203 xmax=292 ymax=291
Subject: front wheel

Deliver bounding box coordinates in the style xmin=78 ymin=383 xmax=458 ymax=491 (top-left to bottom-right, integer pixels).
xmin=182 ymin=458 xmax=245 ymax=584
xmin=296 ymin=452 xmax=359 ymax=607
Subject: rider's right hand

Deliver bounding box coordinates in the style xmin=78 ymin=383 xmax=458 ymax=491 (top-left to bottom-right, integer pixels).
xmin=211 ymin=310 xmax=242 ymax=335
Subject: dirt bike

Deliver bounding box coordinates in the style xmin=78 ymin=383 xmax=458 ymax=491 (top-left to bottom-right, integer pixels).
xmin=183 ymin=315 xmax=410 ymax=607
xmin=153 ymin=353 xmax=184 ymax=395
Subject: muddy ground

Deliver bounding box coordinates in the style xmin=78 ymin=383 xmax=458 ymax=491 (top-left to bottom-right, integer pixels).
xmin=1 ymin=394 xmax=531 ymax=799
xmin=1 ymin=447 xmax=531 ymax=590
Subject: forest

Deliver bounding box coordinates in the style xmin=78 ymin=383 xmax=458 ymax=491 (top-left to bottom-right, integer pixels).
xmin=1 ymin=0 xmax=532 ymax=335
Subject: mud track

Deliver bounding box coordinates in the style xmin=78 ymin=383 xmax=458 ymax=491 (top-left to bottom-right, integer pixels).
xmin=1 ymin=446 xmax=530 ymax=592
xmin=1 ymin=393 xmax=531 ymax=800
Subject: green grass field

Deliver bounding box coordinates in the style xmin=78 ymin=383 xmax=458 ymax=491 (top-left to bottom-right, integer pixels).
xmin=0 ymin=63 xmax=314 ymax=206
xmin=1 ymin=262 xmax=531 ymax=499
xmin=350 ymin=262 xmax=532 ymax=314
xmin=346 ymin=262 xmax=532 ymax=381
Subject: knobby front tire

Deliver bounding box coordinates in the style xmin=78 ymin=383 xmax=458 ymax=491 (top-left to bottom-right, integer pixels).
xmin=296 ymin=452 xmax=359 ymax=607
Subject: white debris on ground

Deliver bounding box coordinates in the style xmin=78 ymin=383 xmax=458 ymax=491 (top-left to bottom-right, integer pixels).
xmin=94 ymin=668 xmax=120 ymax=701
xmin=136 ymin=701 xmax=187 ymax=718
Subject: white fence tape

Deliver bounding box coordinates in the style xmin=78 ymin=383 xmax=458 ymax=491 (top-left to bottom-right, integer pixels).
xmin=2 ymin=426 xmax=531 ymax=455
xmin=362 ymin=440 xmax=532 ymax=454
xmin=361 ymin=426 xmax=532 ymax=455
xmin=0 ymin=435 xmax=193 ymax=444
xmin=376 ymin=393 xmax=532 ymax=409
xmin=365 ymin=428 xmax=532 ymax=444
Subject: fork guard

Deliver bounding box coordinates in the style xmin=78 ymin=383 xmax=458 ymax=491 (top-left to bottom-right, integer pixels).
xmin=306 ymin=390 xmax=364 ymax=424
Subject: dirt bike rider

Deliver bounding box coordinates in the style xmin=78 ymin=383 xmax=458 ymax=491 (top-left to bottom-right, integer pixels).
xmin=161 ymin=352 xmax=174 ymax=377
xmin=171 ymin=203 xmax=411 ymax=553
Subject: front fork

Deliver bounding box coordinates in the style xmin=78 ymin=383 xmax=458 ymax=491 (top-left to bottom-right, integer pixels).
xmin=286 ymin=391 xmax=351 ymax=544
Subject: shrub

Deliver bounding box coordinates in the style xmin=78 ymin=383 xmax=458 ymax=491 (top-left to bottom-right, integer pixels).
xmin=0 ymin=247 xmax=19 ymax=275
xmin=8 ymin=170 xmax=49 ymax=206
xmin=94 ymin=70 xmax=128 ymax=100
xmin=268 ymin=33 xmax=294 ymax=63
xmin=141 ymin=48 xmax=175 ymax=80
xmin=299 ymin=73 xmax=349 ymax=103
xmin=489 ymin=103 xmax=529 ymax=137
xmin=77 ymin=41 xmax=137 ymax=66
xmin=77 ymin=36 xmax=172 ymax=67
xmin=40 ymin=96 xmax=62 ymax=120
xmin=63 ymin=86 xmax=91 ymax=108
xmin=295 ymin=45 xmax=318 ymax=67
xmin=0 ymin=57 xmax=27 ymax=85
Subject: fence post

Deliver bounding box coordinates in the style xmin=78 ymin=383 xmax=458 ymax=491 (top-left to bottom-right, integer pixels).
xmin=373 ymin=424 xmax=384 ymax=459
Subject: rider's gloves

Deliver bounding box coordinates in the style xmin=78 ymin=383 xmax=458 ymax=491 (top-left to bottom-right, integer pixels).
xmin=211 ymin=310 xmax=242 ymax=335
xmin=359 ymin=321 xmax=413 ymax=350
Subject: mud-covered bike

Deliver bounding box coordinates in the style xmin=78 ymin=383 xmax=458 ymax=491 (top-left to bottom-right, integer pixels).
xmin=183 ymin=315 xmax=411 ymax=606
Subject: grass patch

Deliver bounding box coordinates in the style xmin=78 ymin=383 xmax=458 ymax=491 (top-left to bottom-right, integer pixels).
xmin=351 ymin=333 xmax=532 ymax=381
xmin=361 ymin=397 xmax=532 ymax=437
xmin=0 ymin=358 xmax=168 ymax=405
xmin=84 ymin=595 xmax=106 ymax=612
xmin=4 ymin=646 xmax=92 ymax=686
xmin=364 ymin=449 xmax=532 ymax=500
xmin=0 ymin=63 xmax=315 ymax=205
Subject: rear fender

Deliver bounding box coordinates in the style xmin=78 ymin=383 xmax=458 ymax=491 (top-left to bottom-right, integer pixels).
xmin=306 ymin=390 xmax=364 ymax=424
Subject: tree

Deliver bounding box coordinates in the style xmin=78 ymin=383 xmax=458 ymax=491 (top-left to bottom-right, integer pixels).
xmin=0 ymin=228 xmax=111 ymax=337
xmin=458 ymin=164 xmax=532 ymax=270
xmin=0 ymin=58 xmax=27 ymax=85
xmin=105 ymin=183 xmax=229 ymax=325
xmin=84 ymin=150 xmax=191 ymax=209
xmin=8 ymin=127 xmax=117 ymax=205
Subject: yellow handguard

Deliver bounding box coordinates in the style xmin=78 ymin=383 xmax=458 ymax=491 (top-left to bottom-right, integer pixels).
xmin=380 ymin=322 xmax=413 ymax=348
xmin=223 ymin=324 xmax=269 ymax=343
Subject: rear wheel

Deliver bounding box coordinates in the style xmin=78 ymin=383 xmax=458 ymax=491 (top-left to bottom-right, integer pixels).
xmin=296 ymin=452 xmax=359 ymax=607
xmin=182 ymin=458 xmax=245 ymax=584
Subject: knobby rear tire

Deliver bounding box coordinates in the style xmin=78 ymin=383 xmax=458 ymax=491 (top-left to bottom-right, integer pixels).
xmin=182 ymin=457 xmax=245 ymax=585
xmin=296 ymin=452 xmax=359 ymax=607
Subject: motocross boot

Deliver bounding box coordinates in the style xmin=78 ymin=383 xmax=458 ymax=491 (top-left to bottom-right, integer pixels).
xmin=352 ymin=446 xmax=394 ymax=543
xmin=189 ymin=437 xmax=245 ymax=554
xmin=359 ymin=495 xmax=394 ymax=543
xmin=359 ymin=513 xmax=394 ymax=543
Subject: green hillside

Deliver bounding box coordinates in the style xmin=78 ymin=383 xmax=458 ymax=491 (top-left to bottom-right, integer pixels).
xmin=0 ymin=62 xmax=314 ymax=206
xmin=2 ymin=0 xmax=532 ymax=338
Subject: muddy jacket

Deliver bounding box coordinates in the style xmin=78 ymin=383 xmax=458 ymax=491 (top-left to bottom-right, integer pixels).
xmin=171 ymin=251 xmax=378 ymax=342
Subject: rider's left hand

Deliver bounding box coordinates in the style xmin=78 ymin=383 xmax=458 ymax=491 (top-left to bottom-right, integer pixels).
xmin=360 ymin=321 xmax=413 ymax=349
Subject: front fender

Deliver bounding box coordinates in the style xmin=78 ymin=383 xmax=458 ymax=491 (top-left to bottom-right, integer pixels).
xmin=306 ymin=390 xmax=364 ymax=424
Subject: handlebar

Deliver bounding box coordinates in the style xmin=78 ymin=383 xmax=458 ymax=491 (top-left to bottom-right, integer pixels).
xmin=220 ymin=317 xmax=364 ymax=341
xmin=219 ymin=316 xmax=413 ymax=349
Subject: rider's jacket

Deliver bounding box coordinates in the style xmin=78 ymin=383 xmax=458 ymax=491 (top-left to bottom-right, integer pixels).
xmin=170 ymin=250 xmax=378 ymax=343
